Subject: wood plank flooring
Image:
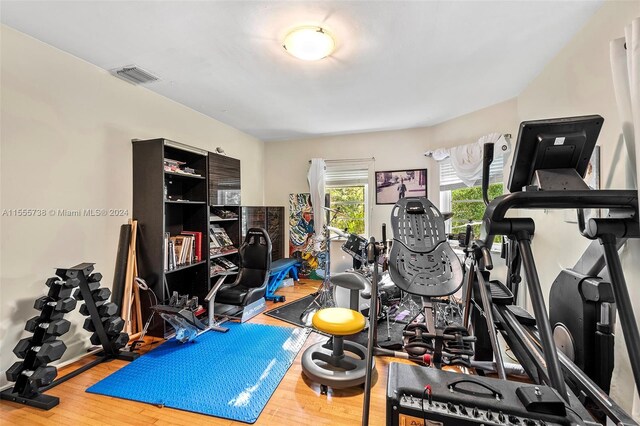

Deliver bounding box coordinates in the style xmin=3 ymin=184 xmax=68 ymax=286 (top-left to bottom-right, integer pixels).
xmin=0 ymin=280 xmax=410 ymax=425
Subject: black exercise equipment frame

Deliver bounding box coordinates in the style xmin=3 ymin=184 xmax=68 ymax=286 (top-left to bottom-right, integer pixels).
xmin=481 ymin=189 xmax=640 ymax=397
xmin=1 ymin=263 xmax=138 ymax=410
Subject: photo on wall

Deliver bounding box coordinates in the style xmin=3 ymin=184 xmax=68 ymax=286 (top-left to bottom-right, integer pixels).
xmin=375 ymin=169 xmax=427 ymax=204
xmin=289 ymin=193 xmax=325 ymax=280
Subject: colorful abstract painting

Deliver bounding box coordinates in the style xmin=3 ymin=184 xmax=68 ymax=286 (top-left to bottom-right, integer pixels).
xmin=289 ymin=193 xmax=324 ymax=279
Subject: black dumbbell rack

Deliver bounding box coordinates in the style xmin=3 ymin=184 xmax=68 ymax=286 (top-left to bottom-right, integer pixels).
xmin=1 ymin=263 xmax=138 ymax=410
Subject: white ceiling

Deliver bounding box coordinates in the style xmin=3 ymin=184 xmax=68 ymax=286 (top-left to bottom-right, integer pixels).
xmin=1 ymin=1 xmax=603 ymax=141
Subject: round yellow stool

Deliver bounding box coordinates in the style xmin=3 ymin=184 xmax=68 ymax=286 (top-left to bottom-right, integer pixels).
xmin=301 ymin=307 xmax=374 ymax=389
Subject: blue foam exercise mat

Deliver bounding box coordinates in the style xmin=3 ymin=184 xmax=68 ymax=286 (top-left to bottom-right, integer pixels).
xmin=87 ymin=322 xmax=310 ymax=423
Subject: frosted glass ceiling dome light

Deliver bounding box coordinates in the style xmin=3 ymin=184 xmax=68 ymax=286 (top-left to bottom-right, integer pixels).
xmin=283 ymin=26 xmax=335 ymax=61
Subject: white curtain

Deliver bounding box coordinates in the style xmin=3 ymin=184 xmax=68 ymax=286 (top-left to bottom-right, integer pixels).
xmin=307 ymin=158 xmax=326 ymax=236
xmin=432 ymin=133 xmax=506 ymax=186
xmin=611 ymin=18 xmax=640 ymax=198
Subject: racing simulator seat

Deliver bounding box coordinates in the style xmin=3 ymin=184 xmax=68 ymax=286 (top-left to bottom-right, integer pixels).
xmin=214 ymin=227 xmax=272 ymax=323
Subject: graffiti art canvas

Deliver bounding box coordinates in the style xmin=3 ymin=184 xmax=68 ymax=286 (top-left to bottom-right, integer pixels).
xmin=289 ymin=193 xmax=325 ymax=279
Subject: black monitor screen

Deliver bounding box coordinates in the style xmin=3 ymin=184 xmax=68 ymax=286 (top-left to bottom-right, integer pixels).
xmin=507 ymin=115 xmax=603 ymax=192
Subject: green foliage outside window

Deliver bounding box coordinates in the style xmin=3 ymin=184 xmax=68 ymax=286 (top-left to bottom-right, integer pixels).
xmin=327 ymin=186 xmax=366 ymax=235
xmin=450 ymin=183 xmax=503 ymax=241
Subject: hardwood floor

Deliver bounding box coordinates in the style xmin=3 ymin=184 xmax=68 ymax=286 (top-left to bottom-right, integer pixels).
xmin=0 ymin=280 xmax=410 ymax=426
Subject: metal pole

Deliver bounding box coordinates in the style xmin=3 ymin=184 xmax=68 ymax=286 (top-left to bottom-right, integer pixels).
xmin=362 ymin=238 xmax=378 ymax=426
xmin=475 ymin=268 xmax=507 ymax=379
xmin=462 ymin=261 xmax=475 ymax=329
xmin=600 ymin=236 xmax=640 ymax=395
xmin=517 ymin=235 xmax=568 ymax=401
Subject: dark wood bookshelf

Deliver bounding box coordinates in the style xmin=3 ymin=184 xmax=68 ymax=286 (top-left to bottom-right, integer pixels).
xmin=134 ymin=140 xmax=287 ymax=336
xmin=133 ymin=138 xmax=210 ymax=338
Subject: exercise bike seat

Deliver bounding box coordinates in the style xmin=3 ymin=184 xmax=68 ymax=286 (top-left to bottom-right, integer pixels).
xmin=330 ymin=272 xmax=369 ymax=291
xmin=389 ymin=197 xmax=464 ymax=297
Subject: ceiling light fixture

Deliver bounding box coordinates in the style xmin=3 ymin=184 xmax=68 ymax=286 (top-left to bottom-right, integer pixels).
xmin=283 ymin=26 xmax=335 ymax=61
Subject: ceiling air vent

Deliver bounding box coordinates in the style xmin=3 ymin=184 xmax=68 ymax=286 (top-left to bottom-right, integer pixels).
xmin=110 ymin=65 xmax=159 ymax=85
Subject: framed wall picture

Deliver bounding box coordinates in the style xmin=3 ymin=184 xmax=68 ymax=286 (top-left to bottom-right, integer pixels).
xmin=375 ymin=169 xmax=427 ymax=204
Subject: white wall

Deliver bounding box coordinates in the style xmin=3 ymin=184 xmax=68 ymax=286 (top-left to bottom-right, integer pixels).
xmin=0 ymin=25 xmax=265 ymax=385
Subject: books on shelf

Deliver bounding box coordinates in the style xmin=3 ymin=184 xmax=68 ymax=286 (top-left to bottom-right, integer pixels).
xmin=210 ymin=257 xmax=238 ymax=277
xmin=212 ymin=225 xmax=233 ymax=246
xmin=163 ymin=158 xmax=202 ymax=178
xmin=212 ymin=208 xmax=238 ymax=219
xmin=165 ymin=231 xmax=201 ymax=271
xmin=181 ymin=231 xmax=202 ymax=262
xmin=209 ymin=224 xmax=236 ymax=256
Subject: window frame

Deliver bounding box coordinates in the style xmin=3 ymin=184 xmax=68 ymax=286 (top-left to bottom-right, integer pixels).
xmin=326 ymin=184 xmax=369 ymax=238
xmin=439 ymin=157 xmax=504 ymax=249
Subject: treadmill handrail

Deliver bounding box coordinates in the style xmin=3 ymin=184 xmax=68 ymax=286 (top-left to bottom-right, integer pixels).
xmin=484 ymin=189 xmax=637 ymax=223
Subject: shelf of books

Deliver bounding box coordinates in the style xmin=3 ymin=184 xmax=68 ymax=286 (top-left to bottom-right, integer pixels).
xmin=209 ymin=206 xmax=240 ymax=279
xmin=133 ymin=138 xmax=210 ymax=338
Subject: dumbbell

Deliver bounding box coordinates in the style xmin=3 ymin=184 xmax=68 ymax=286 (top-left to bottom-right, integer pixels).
xmin=34 ymin=296 xmax=77 ymax=313
xmin=75 ymin=286 xmax=111 ymax=302
xmin=90 ymin=331 xmax=129 ymax=348
xmin=83 ymin=316 xmax=124 ymax=335
xmin=79 ymin=301 xmax=118 ymax=317
xmin=13 ymin=339 xmax=66 ymax=363
xmin=90 ymin=331 xmax=129 ymax=347
xmin=73 ymin=281 xmax=100 ymax=300
xmin=112 ymin=332 xmax=129 ymax=349
xmin=45 ymin=276 xmax=79 ymax=299
xmin=87 ymin=272 xmax=102 ymax=282
xmin=6 ymin=362 xmax=57 ymax=387
xmin=25 ymin=317 xmax=70 ymax=336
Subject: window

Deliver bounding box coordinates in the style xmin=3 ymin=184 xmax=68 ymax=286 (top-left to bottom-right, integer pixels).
xmin=439 ymin=156 xmax=504 ymax=242
xmin=326 ymin=186 xmax=367 ymax=235
xmin=325 ymin=160 xmax=372 ymax=236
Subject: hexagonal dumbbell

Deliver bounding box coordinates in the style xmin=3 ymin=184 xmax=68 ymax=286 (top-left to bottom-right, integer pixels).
xmin=112 ymin=332 xmax=129 ymax=349
xmin=89 ymin=333 xmax=102 ymax=346
xmin=27 ymin=365 xmax=58 ymax=387
xmin=83 ymin=316 xmax=124 ymax=335
xmin=34 ymin=296 xmax=77 ymax=313
xmin=5 ymin=361 xmax=25 ymax=382
xmin=5 ymin=362 xmax=57 ymax=388
xmin=87 ymin=272 xmax=102 ymax=283
xmin=73 ymin=281 xmax=100 ymax=300
xmin=13 ymin=339 xmax=66 ymax=363
xmin=79 ymin=301 xmax=118 ymax=317
xmin=45 ymin=276 xmax=80 ymax=299
xmin=25 ymin=317 xmax=71 ymax=336
xmin=92 ymin=288 xmax=111 ymax=302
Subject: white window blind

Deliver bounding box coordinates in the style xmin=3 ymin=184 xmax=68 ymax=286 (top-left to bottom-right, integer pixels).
xmin=325 ymin=160 xmax=372 ymax=187
xmin=439 ymin=155 xmax=504 ymax=191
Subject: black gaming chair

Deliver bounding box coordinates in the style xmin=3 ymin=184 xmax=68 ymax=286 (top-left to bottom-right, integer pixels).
xmin=216 ymin=228 xmax=272 ymax=307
